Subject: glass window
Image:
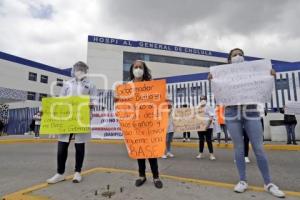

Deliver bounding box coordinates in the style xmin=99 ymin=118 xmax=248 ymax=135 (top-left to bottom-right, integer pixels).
xmin=40 ymin=75 xmax=48 ymax=84
xmin=39 ymin=93 xmax=47 ymax=101
xmin=27 ymin=92 xmax=36 ymax=100
xmin=28 ymin=72 xmax=37 ymax=81
xmin=56 ymin=78 xmax=63 ymax=87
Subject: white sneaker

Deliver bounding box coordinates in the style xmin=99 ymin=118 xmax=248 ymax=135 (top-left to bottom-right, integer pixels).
xmin=245 ymin=157 xmax=250 ymax=163
xmin=73 ymin=172 xmax=82 ymax=183
xmin=162 ymin=155 xmax=168 ymax=159
xmin=183 ymin=139 xmax=186 ymax=142
xmin=167 ymin=152 xmax=174 ymax=158
xmin=187 ymin=139 xmax=191 ymax=142
xmin=264 ymin=183 xmax=285 ymax=198
xmin=209 ymin=154 xmax=216 ymax=161
xmin=234 ymin=181 xmax=248 ymax=193
xmin=47 ymin=173 xmax=65 ymax=184
xmin=196 ymin=153 xmax=203 ymax=159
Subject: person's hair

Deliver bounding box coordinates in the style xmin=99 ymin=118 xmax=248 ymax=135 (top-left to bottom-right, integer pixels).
xmin=227 ymin=48 xmax=244 ymax=64
xmin=71 ymin=61 xmax=89 ymax=77
xmin=200 ymin=95 xmax=207 ymax=100
xmin=129 ymin=60 xmax=152 ymax=81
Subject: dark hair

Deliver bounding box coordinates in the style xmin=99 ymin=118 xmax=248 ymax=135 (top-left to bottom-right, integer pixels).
xmin=227 ymin=48 xmax=244 ymax=64
xmin=129 ymin=60 xmax=152 ymax=81
xmin=200 ymin=95 xmax=207 ymax=100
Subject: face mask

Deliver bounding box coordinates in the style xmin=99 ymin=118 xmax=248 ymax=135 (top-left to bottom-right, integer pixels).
xmin=200 ymin=100 xmax=207 ymax=106
xmin=231 ymin=55 xmax=244 ymax=63
xmin=74 ymin=70 xmax=85 ymax=79
xmin=133 ymin=68 xmax=144 ymax=78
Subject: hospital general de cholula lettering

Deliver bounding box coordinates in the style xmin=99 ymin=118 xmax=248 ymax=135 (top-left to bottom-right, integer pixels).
xmin=89 ymin=36 xmax=213 ymax=57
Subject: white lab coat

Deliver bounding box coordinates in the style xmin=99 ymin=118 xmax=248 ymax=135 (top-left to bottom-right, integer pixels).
xmin=58 ymin=78 xmax=97 ymax=144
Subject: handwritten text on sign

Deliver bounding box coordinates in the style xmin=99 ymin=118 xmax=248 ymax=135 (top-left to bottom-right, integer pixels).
xmin=40 ymin=96 xmax=91 ymax=134
xmin=115 ymin=80 xmax=168 ymax=159
xmin=173 ymin=107 xmax=209 ymax=132
xmin=210 ymin=59 xmax=274 ymax=105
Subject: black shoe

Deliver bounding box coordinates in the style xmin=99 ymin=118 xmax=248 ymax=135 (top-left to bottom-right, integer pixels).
xmin=135 ymin=177 xmax=146 ymax=187
xmin=293 ymin=142 xmax=298 ymax=145
xmin=153 ymin=179 xmax=163 ymax=189
xmin=287 ymin=142 xmax=292 ymax=145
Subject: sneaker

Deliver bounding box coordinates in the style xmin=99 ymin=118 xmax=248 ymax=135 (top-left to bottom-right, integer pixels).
xmin=167 ymin=152 xmax=174 ymax=158
xmin=209 ymin=154 xmax=216 ymax=161
xmin=187 ymin=139 xmax=191 ymax=142
xmin=264 ymin=183 xmax=285 ymax=198
xmin=183 ymin=139 xmax=186 ymax=142
xmin=196 ymin=153 xmax=203 ymax=159
xmin=135 ymin=177 xmax=147 ymax=187
xmin=47 ymin=173 xmax=65 ymax=184
xmin=153 ymin=179 xmax=163 ymax=189
xmin=72 ymin=172 xmax=82 ymax=183
xmin=234 ymin=181 xmax=248 ymax=193
xmin=245 ymin=157 xmax=250 ymax=163
xmin=162 ymin=155 xmax=168 ymax=159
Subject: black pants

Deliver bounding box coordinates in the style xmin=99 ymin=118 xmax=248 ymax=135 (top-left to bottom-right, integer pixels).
xmin=198 ymin=128 xmax=213 ymax=153
xmin=243 ymin=130 xmax=249 ymax=157
xmin=137 ymin=158 xmax=159 ymax=179
xmin=183 ymin=132 xmax=191 ymax=139
xmin=57 ymin=134 xmax=85 ymax=174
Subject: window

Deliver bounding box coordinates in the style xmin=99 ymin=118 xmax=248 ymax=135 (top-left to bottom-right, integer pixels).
xmin=56 ymin=78 xmax=63 ymax=87
xmin=39 ymin=93 xmax=47 ymax=101
xmin=27 ymin=92 xmax=36 ymax=100
xmin=28 ymin=72 xmax=37 ymax=81
xmin=40 ymin=75 xmax=48 ymax=84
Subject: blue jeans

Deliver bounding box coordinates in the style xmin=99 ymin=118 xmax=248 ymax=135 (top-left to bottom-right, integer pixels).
xmin=285 ymin=124 xmax=296 ymax=143
xmin=225 ymin=105 xmax=271 ymax=185
xmin=166 ymin=132 xmax=174 ymax=153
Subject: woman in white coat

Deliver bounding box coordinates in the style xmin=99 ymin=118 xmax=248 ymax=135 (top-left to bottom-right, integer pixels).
xmin=47 ymin=61 xmax=97 ymax=184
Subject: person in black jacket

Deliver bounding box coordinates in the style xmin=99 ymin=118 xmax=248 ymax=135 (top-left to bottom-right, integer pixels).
xmin=281 ymin=107 xmax=298 ymax=145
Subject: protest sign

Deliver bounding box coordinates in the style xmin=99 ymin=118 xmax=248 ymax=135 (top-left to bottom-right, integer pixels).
xmin=210 ymin=59 xmax=274 ymax=105
xmin=115 ymin=80 xmax=168 ymax=159
xmin=173 ymin=107 xmax=208 ymax=132
xmin=40 ymin=96 xmax=90 ymax=134
xmin=91 ymin=111 xmax=123 ymax=139
xmin=285 ymin=101 xmax=300 ymax=115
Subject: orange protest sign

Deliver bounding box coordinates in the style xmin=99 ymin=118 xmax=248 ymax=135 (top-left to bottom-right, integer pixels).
xmin=115 ymin=80 xmax=168 ymax=159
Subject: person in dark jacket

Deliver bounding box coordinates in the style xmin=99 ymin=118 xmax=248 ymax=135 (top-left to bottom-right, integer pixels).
xmin=281 ymin=107 xmax=298 ymax=145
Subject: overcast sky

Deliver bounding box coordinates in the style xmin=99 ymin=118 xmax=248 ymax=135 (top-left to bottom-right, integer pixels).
xmin=0 ymin=0 xmax=299 ymax=69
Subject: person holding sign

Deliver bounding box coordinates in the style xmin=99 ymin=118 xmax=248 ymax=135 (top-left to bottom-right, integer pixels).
xmin=162 ymin=99 xmax=175 ymax=159
xmin=47 ymin=61 xmax=97 ymax=184
xmin=196 ymin=96 xmax=216 ymax=160
xmin=117 ymin=60 xmax=164 ymax=189
xmin=209 ymin=48 xmax=285 ymax=198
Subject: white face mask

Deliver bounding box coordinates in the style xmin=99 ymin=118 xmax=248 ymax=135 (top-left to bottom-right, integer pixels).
xmin=231 ymin=55 xmax=245 ymax=63
xmin=133 ymin=68 xmax=144 ymax=78
xmin=200 ymin=100 xmax=207 ymax=106
xmin=74 ymin=70 xmax=85 ymax=79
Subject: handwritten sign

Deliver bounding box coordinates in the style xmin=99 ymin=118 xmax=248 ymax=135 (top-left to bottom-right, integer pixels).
xmin=210 ymin=59 xmax=274 ymax=105
xmin=91 ymin=111 xmax=123 ymax=139
xmin=173 ymin=107 xmax=208 ymax=132
xmin=40 ymin=96 xmax=90 ymax=134
xmin=115 ymin=80 xmax=168 ymax=159
xmin=285 ymin=101 xmax=300 ymax=115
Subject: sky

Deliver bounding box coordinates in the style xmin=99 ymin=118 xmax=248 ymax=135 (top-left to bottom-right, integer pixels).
xmin=0 ymin=0 xmax=299 ymax=69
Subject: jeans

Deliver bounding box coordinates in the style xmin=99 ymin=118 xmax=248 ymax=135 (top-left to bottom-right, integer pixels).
xmin=166 ymin=132 xmax=174 ymax=153
xmin=217 ymin=124 xmax=229 ymax=143
xmin=57 ymin=134 xmax=85 ymax=174
xmin=197 ymin=128 xmax=214 ymax=153
xmin=137 ymin=158 xmax=159 ymax=179
xmin=285 ymin=124 xmax=297 ymax=144
xmin=225 ymin=105 xmax=271 ymax=185
xmin=34 ymin=125 xmax=40 ymax=137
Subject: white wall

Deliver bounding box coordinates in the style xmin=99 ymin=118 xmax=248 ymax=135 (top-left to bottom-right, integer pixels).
xmin=0 ymin=59 xmax=70 ymax=108
xmin=87 ymin=42 xmax=227 ymax=90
